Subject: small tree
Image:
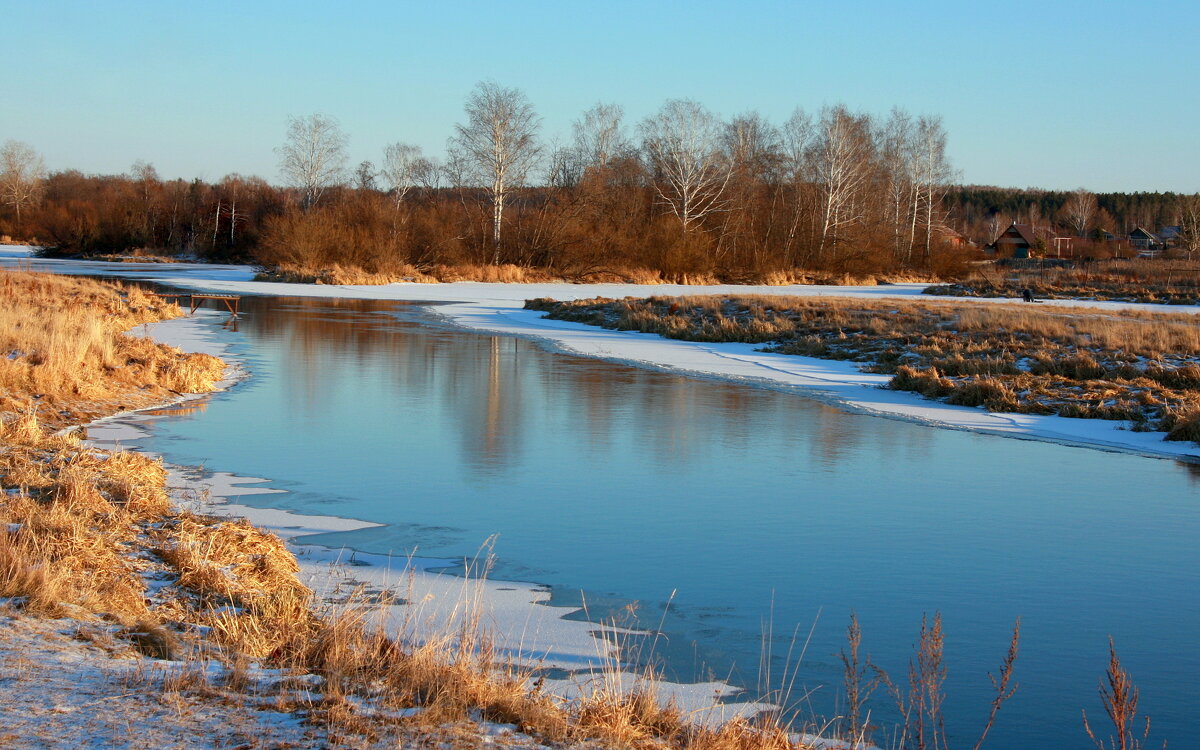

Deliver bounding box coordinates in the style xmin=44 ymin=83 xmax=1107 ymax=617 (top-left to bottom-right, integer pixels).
xmin=1063 ymin=187 xmax=1098 ymax=238
xmin=1176 ymin=194 xmax=1200 ymax=260
xmin=450 ymin=81 xmax=541 ymax=262
xmin=639 ymin=99 xmax=732 ymax=231
xmin=276 ymin=114 xmax=349 ymax=210
xmin=0 ymin=140 xmax=47 ymax=235
xmin=380 ymin=142 xmax=423 ymax=206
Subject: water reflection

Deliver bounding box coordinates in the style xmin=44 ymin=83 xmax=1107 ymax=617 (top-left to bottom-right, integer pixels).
xmin=135 ymin=293 xmax=1197 ymax=750
xmin=223 ymin=295 xmax=912 ymax=481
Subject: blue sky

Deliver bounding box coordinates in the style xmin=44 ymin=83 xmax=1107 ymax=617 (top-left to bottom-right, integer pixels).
xmin=4 ymin=0 xmax=1197 ymax=192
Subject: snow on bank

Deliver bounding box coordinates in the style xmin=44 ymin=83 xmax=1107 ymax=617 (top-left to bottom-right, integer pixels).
xmin=21 ymin=253 xmax=1197 ymax=461
xmin=83 ymin=312 xmax=776 ymax=723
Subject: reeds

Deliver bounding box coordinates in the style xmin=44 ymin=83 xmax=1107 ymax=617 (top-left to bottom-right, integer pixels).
xmin=0 ymin=269 xmax=224 ymax=428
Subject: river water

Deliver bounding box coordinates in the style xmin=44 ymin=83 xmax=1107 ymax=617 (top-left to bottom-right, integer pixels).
xmin=116 ymin=293 xmax=1197 ymax=748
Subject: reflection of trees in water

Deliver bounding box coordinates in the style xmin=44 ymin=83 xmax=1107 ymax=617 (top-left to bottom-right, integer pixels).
xmin=236 ymin=295 xmax=928 ymax=480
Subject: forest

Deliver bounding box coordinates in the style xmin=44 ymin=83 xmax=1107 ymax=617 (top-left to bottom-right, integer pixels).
xmin=3 ymin=83 xmax=1198 ymax=282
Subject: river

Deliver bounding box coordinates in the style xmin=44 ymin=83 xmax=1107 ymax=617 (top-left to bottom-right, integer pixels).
xmin=109 ymin=291 xmax=1198 ymax=749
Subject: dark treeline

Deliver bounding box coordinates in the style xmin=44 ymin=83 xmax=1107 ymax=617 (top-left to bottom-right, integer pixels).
xmin=3 ymin=85 xmax=1197 ymax=281
xmin=947 ymin=186 xmax=1193 ymax=245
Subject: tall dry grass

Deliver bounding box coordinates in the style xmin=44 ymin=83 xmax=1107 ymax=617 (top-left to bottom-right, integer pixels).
xmin=0 ymin=269 xmax=225 ymax=427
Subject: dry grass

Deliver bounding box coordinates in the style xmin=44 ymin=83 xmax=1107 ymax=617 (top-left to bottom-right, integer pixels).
xmin=254 ymin=262 xmax=933 ymax=288
xmin=0 ymin=270 xmax=828 ymax=749
xmin=0 ymin=269 xmax=225 ymax=428
xmin=928 ymin=259 xmax=1200 ymax=305
xmin=527 ymin=295 xmax=1200 ymax=440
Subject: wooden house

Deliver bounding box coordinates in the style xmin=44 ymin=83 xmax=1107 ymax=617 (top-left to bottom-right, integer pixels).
xmin=1128 ymin=227 xmax=1164 ymax=255
xmin=988 ymin=223 xmax=1039 ymax=258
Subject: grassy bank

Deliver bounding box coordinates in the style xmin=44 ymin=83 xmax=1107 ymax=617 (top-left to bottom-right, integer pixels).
xmin=253 ymin=262 xmax=936 ymax=287
xmin=926 ymin=259 xmax=1200 ymax=305
xmin=526 ymin=295 xmax=1200 ymax=442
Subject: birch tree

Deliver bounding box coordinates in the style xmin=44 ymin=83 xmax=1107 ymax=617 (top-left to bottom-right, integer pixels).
xmin=381 ymin=142 xmax=423 ymax=206
xmin=639 ymin=99 xmax=732 ymax=230
xmin=572 ymin=103 xmax=628 ymax=170
xmin=276 ymin=114 xmax=349 ymax=210
xmin=912 ymin=115 xmax=955 ymax=263
xmin=781 ymin=109 xmax=815 ymax=263
xmin=0 ymin=140 xmax=46 ymax=234
xmin=1176 ymin=194 xmax=1200 ymax=260
xmin=881 ymin=109 xmax=917 ymax=261
xmin=810 ymin=106 xmax=875 ymax=257
xmin=451 ymin=81 xmax=541 ymax=261
xmin=1062 ymin=187 xmax=1097 ymax=237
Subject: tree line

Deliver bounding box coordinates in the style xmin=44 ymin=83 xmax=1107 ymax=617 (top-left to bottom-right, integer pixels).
xmin=3 ymin=82 xmax=1197 ymax=280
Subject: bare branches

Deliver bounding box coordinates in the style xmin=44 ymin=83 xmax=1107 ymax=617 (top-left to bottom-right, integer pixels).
xmin=1063 ymin=187 xmax=1099 ymax=238
xmin=811 ymin=105 xmax=875 ymax=256
xmin=451 ymin=80 xmax=542 ymax=258
xmin=380 ymin=142 xmax=424 ymax=206
xmin=639 ymin=99 xmax=733 ymax=230
xmin=573 ymin=102 xmax=628 ymax=171
xmin=0 ymin=140 xmax=47 ymax=233
xmin=276 ymin=114 xmax=349 ymax=210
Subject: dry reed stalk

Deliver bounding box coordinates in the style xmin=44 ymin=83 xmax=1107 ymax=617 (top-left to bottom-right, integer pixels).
xmin=1083 ymin=638 xmax=1160 ymax=750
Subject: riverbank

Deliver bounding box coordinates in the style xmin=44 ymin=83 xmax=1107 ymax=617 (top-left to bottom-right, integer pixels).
xmin=6 ymin=248 xmax=1199 ymax=461
xmin=525 ymin=295 xmax=1200 ymax=443
xmin=0 ymin=269 xmax=815 ymax=748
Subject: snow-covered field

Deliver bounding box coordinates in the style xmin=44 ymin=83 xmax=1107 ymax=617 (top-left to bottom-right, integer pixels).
xmin=8 ymin=247 xmax=1196 ymax=461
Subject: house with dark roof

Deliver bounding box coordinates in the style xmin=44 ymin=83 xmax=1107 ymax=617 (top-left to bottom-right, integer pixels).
xmin=1129 ymin=227 xmax=1164 ymax=256
xmin=1158 ymin=226 xmax=1182 ymax=246
xmin=988 ymin=223 xmax=1039 ymax=258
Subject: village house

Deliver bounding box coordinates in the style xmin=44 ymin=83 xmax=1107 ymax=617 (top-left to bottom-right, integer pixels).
xmin=987 ymin=222 xmax=1039 ymax=258
xmin=1128 ymin=226 xmax=1165 ymax=255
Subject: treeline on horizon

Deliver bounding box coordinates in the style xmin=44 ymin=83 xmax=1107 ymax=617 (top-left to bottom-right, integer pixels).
xmin=2 ymin=83 xmax=1198 ymax=282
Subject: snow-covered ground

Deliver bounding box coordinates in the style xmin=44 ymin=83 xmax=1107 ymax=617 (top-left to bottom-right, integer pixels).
xmin=9 ymin=247 xmax=1196 ymax=461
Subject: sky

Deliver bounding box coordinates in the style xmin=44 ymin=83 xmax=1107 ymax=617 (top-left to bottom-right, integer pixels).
xmin=3 ymin=0 xmax=1198 ymax=193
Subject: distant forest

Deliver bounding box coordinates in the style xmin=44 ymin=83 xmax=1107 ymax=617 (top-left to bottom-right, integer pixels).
xmin=945 ymin=187 xmax=1191 ymax=244
xmin=3 ymin=85 xmax=1198 ymax=281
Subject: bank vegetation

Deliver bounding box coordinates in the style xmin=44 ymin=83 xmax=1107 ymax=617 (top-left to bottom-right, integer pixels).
xmin=527 ymin=295 xmax=1200 ymax=442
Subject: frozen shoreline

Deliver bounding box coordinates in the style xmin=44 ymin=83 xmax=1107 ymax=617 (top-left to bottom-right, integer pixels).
xmin=10 ymin=248 xmax=1194 ymax=462
xmin=84 ymin=311 xmax=776 ymax=725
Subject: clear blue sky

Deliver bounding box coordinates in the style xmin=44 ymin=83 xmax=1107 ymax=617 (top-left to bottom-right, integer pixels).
xmin=4 ymin=0 xmax=1197 ymax=192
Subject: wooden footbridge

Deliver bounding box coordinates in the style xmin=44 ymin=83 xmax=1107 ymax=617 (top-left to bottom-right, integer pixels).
xmin=149 ymin=292 xmax=241 ymax=316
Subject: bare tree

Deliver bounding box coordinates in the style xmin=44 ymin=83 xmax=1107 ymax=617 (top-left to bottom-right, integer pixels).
xmin=1063 ymin=187 xmax=1098 ymax=238
xmin=545 ymin=139 xmax=583 ymax=189
xmin=639 ymin=99 xmax=733 ymax=230
xmin=450 ymin=81 xmax=542 ymax=261
xmin=355 ymin=160 xmax=377 ymax=191
xmin=913 ymin=115 xmax=956 ymax=263
xmin=881 ymin=108 xmax=917 ymax=261
xmin=411 ymin=155 xmax=442 ymax=192
xmin=1176 ymin=194 xmax=1200 ymax=260
xmin=381 ymin=142 xmax=424 ymax=205
xmin=810 ymin=105 xmax=875 ymax=257
xmin=572 ymin=103 xmax=628 ymax=170
xmin=0 ymin=140 xmax=47 ymax=234
xmin=276 ymin=114 xmax=349 ymax=210
xmin=780 ymin=108 xmax=815 ymax=263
